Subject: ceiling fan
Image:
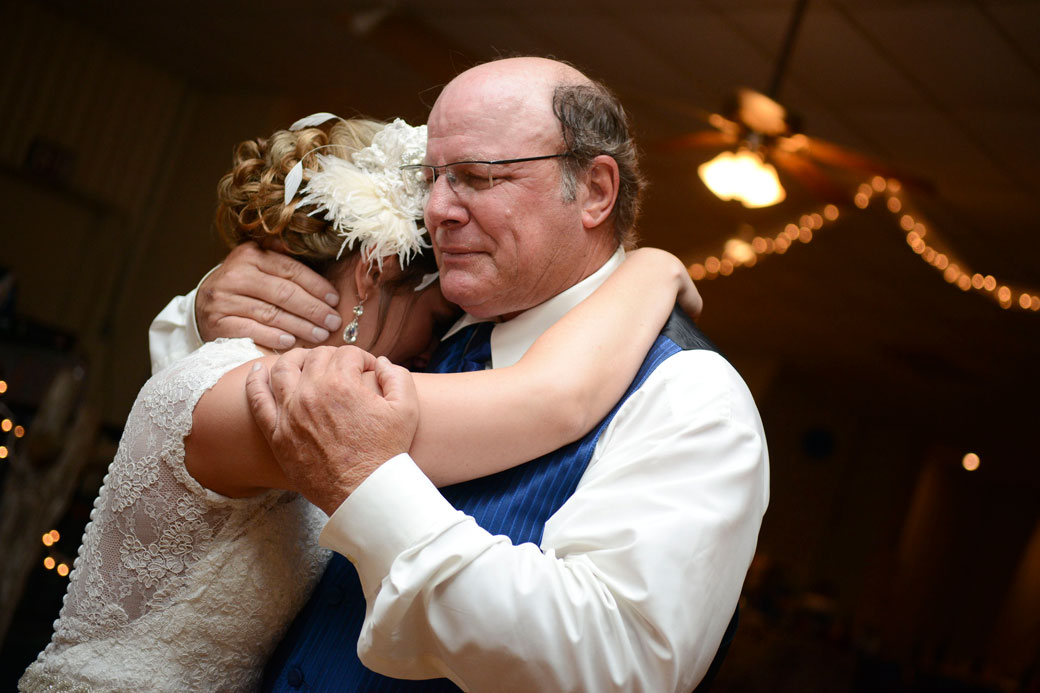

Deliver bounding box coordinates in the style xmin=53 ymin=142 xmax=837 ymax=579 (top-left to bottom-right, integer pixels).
xmin=661 ymin=0 xmax=927 ymax=207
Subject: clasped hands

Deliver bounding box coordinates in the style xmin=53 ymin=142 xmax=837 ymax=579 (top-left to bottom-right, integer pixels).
xmin=246 ymin=346 xmax=420 ymax=515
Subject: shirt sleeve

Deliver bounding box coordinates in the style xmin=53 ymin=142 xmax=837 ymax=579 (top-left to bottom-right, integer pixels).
xmin=320 ymin=350 xmax=770 ymax=692
xmin=148 ymin=267 xmax=219 ymax=374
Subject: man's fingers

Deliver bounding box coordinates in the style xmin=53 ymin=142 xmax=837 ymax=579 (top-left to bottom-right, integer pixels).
xmin=264 ymin=251 xmax=341 ymax=308
xmin=226 ymin=241 xmax=338 ymax=306
xmin=240 ymin=245 xmax=341 ymax=314
xmin=247 ymin=275 xmax=342 ymax=334
xmin=245 ymin=361 xmax=278 ymax=442
xmin=215 ymin=294 xmax=334 ymax=345
xmin=208 ymin=315 xmax=298 ymax=351
xmin=201 ymin=241 xmax=342 ymax=343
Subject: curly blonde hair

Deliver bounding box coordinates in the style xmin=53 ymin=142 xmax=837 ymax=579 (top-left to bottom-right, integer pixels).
xmin=214 ymin=118 xmax=441 ymax=345
xmin=215 ymin=119 xmax=384 ymax=266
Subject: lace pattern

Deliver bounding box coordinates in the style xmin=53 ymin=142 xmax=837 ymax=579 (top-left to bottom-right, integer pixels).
xmin=20 ymin=339 xmax=330 ymax=692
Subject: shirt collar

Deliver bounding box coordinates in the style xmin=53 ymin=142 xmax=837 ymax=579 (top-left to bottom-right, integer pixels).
xmin=442 ymin=247 xmax=626 ymax=369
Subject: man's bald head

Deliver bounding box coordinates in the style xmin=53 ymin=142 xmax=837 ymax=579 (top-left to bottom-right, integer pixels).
xmin=430 ymin=57 xmax=644 ymax=246
xmin=435 ymin=57 xmax=592 ymax=111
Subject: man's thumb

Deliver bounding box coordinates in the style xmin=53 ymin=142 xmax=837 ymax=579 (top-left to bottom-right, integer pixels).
xmin=245 ymin=361 xmax=278 ymax=441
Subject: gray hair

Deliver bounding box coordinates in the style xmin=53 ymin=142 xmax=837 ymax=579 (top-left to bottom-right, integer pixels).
xmin=552 ymin=82 xmax=645 ymax=248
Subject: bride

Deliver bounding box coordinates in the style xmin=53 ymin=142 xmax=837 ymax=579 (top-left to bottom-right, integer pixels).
xmin=19 ymin=114 xmax=701 ymax=691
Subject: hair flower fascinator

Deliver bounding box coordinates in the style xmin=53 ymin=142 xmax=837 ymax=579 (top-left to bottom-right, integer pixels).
xmin=284 ymin=114 xmax=430 ymax=272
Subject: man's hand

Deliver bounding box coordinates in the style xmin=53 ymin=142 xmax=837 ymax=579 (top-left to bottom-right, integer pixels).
xmin=245 ymin=346 xmax=420 ymax=515
xmin=197 ymin=242 xmax=343 ymax=350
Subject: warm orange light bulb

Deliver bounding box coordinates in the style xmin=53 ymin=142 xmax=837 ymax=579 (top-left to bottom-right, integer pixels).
xmin=962 ymin=453 xmax=980 ymax=471
xmin=44 ymin=557 xmax=56 ymax=570
xmin=698 ymin=150 xmax=786 ymax=208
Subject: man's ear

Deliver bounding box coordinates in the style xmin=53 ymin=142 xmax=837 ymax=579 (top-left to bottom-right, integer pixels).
xmin=579 ymin=155 xmax=620 ymax=230
xmin=352 ymin=257 xmax=380 ymax=302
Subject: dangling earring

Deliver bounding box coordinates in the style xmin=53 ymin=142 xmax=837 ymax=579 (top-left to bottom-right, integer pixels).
xmin=343 ymin=297 xmax=365 ymax=344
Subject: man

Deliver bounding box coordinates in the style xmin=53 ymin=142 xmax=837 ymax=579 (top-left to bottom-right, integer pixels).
xmin=151 ymin=57 xmax=768 ymax=691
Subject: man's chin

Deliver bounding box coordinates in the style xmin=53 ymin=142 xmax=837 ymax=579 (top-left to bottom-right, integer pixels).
xmin=440 ymin=273 xmax=488 ymax=312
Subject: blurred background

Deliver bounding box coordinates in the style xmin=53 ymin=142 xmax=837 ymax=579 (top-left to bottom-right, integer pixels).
xmin=1 ymin=1 xmax=1038 ymax=690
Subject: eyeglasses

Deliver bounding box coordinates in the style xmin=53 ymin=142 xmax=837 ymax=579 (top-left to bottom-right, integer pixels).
xmin=400 ymin=153 xmax=571 ymax=197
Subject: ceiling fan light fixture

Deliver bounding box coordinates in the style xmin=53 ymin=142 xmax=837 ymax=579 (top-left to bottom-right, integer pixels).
xmin=698 ymin=148 xmax=786 ymax=208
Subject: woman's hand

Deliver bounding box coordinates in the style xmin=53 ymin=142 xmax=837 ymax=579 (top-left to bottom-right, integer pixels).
xmin=624 ymin=247 xmax=703 ymax=321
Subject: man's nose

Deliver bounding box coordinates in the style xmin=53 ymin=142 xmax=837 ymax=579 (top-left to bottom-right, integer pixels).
xmin=424 ymin=174 xmax=468 ymax=233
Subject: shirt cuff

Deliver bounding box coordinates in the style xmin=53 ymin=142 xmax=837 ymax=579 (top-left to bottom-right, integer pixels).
xmin=319 ymin=453 xmax=463 ymax=592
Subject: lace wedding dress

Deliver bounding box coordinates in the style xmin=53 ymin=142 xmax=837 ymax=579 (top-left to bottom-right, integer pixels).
xmin=20 ymin=339 xmax=330 ymax=692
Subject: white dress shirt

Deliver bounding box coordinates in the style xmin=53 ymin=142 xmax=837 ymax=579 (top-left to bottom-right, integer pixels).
xmin=147 ymin=251 xmax=769 ymax=691
xmin=320 ymin=251 xmax=770 ymax=692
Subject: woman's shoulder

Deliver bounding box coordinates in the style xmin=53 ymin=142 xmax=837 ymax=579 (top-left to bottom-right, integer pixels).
xmin=128 ymin=338 xmax=262 ymax=451
xmin=142 ymin=338 xmax=261 ymax=401
xmin=153 ymin=338 xmax=262 ymax=378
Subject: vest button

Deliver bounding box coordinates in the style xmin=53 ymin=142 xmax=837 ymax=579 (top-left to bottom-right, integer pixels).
xmin=327 ymin=585 xmax=345 ymax=605
xmin=287 ymin=666 xmax=304 ymax=688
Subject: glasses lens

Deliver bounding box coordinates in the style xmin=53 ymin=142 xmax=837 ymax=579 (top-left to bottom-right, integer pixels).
xmin=445 ymin=162 xmax=493 ymax=194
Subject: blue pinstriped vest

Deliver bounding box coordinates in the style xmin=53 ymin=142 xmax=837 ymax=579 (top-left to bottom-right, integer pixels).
xmin=262 ymin=308 xmax=729 ymax=692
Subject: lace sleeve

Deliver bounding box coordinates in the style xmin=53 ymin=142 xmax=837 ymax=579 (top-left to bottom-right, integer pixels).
xmin=23 ymin=338 xmax=330 ymax=691
xmin=55 ymin=339 xmax=272 ymax=637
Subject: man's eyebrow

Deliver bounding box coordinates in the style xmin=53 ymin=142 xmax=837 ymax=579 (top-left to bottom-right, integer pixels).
xmin=424 ymin=151 xmax=495 ymax=165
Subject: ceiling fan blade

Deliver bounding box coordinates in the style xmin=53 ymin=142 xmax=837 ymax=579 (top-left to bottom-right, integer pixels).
xmin=619 ymin=89 xmax=723 ymax=127
xmin=770 ymin=148 xmax=849 ymax=203
xmin=797 ymin=136 xmax=935 ymax=193
xmin=654 ymin=129 xmax=737 ymax=152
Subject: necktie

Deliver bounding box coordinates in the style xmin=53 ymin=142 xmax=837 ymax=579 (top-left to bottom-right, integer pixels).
xmin=428 ymin=321 xmax=494 ymax=374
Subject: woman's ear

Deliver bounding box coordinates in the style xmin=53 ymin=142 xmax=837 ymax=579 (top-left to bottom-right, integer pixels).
xmin=351 ymin=257 xmax=380 ymax=303
xmin=579 ymin=155 xmax=620 ymax=230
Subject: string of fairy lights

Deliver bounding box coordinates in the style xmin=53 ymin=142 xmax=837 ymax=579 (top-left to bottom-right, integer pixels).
xmin=0 ymin=379 xmax=26 ymax=461
xmin=687 ymin=175 xmax=1040 ymax=313
xmin=0 ymin=378 xmax=71 ymax=579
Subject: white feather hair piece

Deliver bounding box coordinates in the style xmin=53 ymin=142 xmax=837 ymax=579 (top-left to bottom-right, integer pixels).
xmin=296 ymin=118 xmax=430 ymax=272
xmin=289 ymin=112 xmax=341 ymax=131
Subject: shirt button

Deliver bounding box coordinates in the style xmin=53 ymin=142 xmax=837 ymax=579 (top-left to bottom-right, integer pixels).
xmin=327 ymin=586 xmax=344 ymax=606
xmin=287 ymin=666 xmax=304 ymax=688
